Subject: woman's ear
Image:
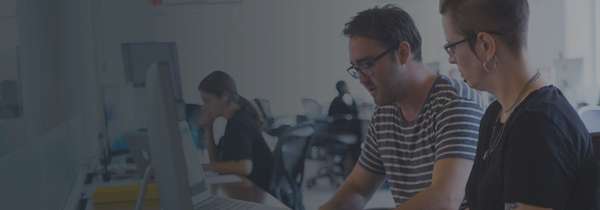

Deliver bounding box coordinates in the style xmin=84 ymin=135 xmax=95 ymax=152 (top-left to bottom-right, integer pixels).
xmin=477 ymin=32 xmax=497 ymax=62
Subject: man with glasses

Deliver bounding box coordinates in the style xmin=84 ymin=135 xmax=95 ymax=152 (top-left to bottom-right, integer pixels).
xmin=320 ymin=5 xmax=484 ymax=210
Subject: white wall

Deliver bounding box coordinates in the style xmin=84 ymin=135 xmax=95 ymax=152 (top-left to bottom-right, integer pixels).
xmin=0 ymin=0 xmax=20 ymax=155
xmin=0 ymin=0 xmax=99 ymax=209
xmin=565 ymin=0 xmax=598 ymax=105
xmin=0 ymin=11 xmax=17 ymax=81
xmin=596 ymin=0 xmax=600 ymax=100
xmin=92 ymin=0 xmax=159 ymax=139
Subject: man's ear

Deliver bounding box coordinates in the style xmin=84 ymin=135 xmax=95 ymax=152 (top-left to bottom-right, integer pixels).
xmin=396 ymin=41 xmax=412 ymax=65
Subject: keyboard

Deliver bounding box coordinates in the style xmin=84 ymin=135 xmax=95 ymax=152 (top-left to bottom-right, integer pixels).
xmin=195 ymin=196 xmax=286 ymax=210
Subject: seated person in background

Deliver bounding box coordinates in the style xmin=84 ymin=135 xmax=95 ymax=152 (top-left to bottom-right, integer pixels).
xmin=320 ymin=5 xmax=484 ymax=210
xmin=198 ymin=70 xmax=274 ymax=191
xmin=328 ymin=80 xmax=358 ymax=120
xmin=328 ymin=80 xmax=362 ymax=173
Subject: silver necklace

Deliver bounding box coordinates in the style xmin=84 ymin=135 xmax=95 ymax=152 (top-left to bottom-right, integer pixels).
xmin=482 ymin=72 xmax=541 ymax=160
xmin=482 ymin=122 xmax=505 ymax=160
xmin=502 ymin=72 xmax=541 ymax=114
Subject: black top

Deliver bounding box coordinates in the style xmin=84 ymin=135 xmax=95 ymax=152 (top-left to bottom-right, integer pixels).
xmin=217 ymin=105 xmax=274 ymax=191
xmin=466 ymin=86 xmax=597 ymax=210
xmin=327 ymin=94 xmax=361 ymax=137
xmin=328 ymin=94 xmax=358 ymax=119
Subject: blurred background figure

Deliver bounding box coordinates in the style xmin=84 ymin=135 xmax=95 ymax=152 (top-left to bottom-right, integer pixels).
xmin=328 ymin=80 xmax=358 ymax=120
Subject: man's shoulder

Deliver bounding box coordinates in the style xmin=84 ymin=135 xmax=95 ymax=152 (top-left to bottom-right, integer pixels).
xmin=426 ymin=75 xmax=484 ymax=116
xmin=429 ymin=75 xmax=482 ymax=105
xmin=371 ymin=105 xmax=400 ymax=122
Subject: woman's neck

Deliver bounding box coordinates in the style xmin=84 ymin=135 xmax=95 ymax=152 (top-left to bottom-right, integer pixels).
xmin=489 ymin=59 xmax=544 ymax=122
xmin=222 ymin=103 xmax=241 ymax=119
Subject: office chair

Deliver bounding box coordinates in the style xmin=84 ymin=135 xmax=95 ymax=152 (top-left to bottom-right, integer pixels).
xmin=592 ymin=133 xmax=600 ymax=161
xmin=579 ymin=106 xmax=600 ymax=134
xmin=301 ymin=98 xmax=361 ymax=188
xmin=301 ymin=98 xmax=326 ymax=121
xmin=269 ymin=124 xmax=313 ymax=210
xmin=254 ymin=98 xmax=296 ymax=137
xmin=579 ymin=106 xmax=600 ymax=196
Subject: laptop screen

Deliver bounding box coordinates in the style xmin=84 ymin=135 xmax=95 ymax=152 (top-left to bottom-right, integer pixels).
xmin=178 ymin=120 xmax=212 ymax=203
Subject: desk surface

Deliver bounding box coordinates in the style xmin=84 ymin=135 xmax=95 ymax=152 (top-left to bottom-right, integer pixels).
xmin=210 ymin=175 xmax=287 ymax=208
xmin=84 ymin=174 xmax=288 ymax=210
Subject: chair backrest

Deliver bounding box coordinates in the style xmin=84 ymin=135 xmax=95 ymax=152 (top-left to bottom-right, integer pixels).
xmin=592 ymin=133 xmax=600 ymax=160
xmin=301 ymin=98 xmax=323 ymax=121
xmin=571 ymin=132 xmax=600 ymax=209
xmin=270 ymin=128 xmax=311 ymax=210
xmin=357 ymin=101 xmax=375 ymax=120
xmin=579 ymin=106 xmax=600 ymax=133
xmin=254 ymin=98 xmax=273 ymax=120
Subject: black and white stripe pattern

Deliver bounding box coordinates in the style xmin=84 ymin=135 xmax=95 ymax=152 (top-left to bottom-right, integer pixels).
xmin=358 ymin=75 xmax=484 ymax=206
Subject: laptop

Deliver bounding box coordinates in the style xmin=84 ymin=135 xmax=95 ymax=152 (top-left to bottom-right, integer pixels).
xmin=125 ymin=129 xmax=152 ymax=178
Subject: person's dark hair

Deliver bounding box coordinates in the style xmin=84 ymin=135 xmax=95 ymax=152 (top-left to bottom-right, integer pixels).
xmin=198 ymin=71 xmax=262 ymax=127
xmin=439 ymin=0 xmax=529 ymax=54
xmin=343 ymin=4 xmax=423 ymax=62
xmin=198 ymin=71 xmax=239 ymax=100
xmin=335 ymin=80 xmax=347 ymax=95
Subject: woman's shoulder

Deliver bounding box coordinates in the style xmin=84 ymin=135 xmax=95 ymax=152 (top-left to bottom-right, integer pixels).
xmin=229 ymin=107 xmax=262 ymax=131
xmin=508 ymin=86 xmax=590 ymax=145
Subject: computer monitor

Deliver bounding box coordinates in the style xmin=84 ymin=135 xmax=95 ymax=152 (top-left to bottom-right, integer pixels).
xmin=144 ymin=61 xmax=194 ymax=210
xmin=121 ymin=42 xmax=183 ymax=102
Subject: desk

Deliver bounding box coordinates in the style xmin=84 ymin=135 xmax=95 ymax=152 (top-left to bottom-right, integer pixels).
xmin=82 ymin=174 xmax=288 ymax=210
xmin=210 ymin=175 xmax=288 ymax=208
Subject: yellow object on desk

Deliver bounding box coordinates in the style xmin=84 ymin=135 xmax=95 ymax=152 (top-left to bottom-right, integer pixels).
xmin=92 ymin=182 xmax=161 ymax=209
xmin=94 ymin=200 xmax=160 ymax=210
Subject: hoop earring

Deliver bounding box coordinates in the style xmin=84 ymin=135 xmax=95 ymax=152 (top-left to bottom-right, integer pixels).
xmin=483 ymin=56 xmax=498 ymax=72
xmin=483 ymin=61 xmax=492 ymax=72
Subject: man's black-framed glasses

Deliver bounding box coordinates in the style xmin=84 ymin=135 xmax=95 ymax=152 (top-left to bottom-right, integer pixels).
xmin=346 ymin=47 xmax=396 ymax=79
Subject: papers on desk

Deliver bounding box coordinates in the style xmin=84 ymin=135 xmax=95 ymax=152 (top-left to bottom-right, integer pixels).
xmin=202 ymin=165 xmax=242 ymax=184
xmin=206 ymin=174 xmax=242 ymax=184
xmin=205 ymin=174 xmax=242 ymax=184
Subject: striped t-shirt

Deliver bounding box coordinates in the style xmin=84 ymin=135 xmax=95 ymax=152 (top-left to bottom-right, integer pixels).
xmin=359 ymin=75 xmax=484 ymax=206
